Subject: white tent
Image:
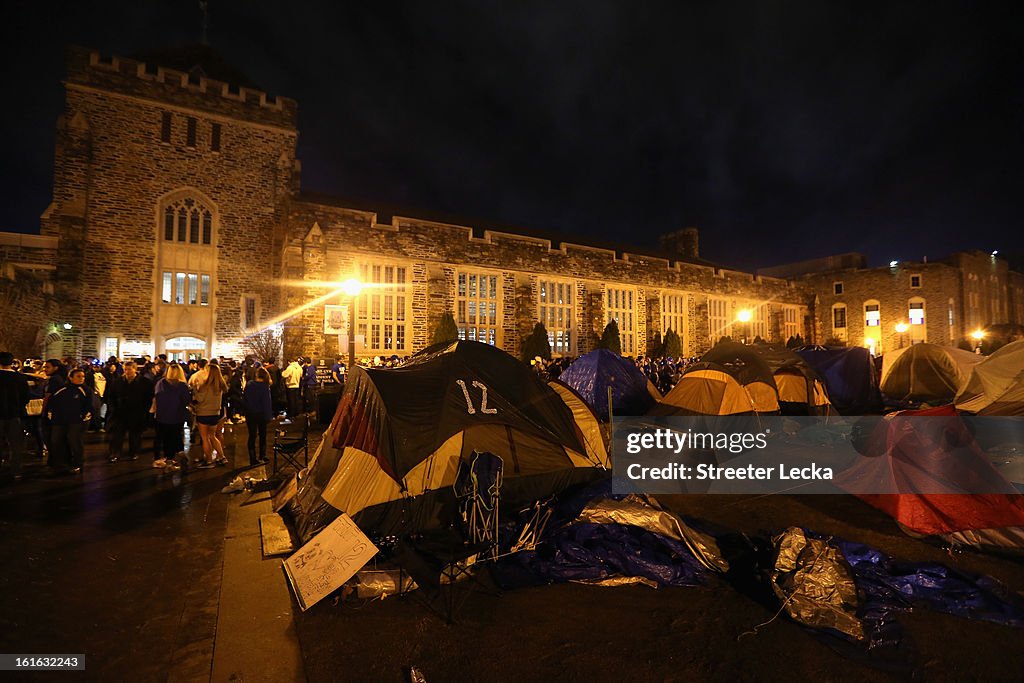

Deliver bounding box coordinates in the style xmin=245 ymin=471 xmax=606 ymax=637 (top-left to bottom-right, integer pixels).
xmin=955 ymin=340 xmax=1024 ymax=415
xmin=880 ymin=343 xmax=984 ymax=403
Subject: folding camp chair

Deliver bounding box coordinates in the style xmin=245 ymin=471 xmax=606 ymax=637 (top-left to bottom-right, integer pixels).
xmin=395 ymin=451 xmax=504 ymax=623
xmin=272 ymin=413 xmax=309 ymax=475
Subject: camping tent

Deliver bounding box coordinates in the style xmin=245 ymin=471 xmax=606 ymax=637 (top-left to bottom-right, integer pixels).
xmin=557 ymin=348 xmax=662 ymax=420
xmin=955 ymin=340 xmax=1024 ymax=415
xmin=880 ymin=343 xmax=984 ymax=404
xmin=653 ymin=362 xmax=776 ymax=415
xmin=698 ymin=341 xmax=780 ymax=413
xmin=794 ymin=346 xmax=883 ymax=415
xmin=837 ymin=406 xmax=1024 ymax=552
xmin=750 ymin=344 xmax=832 ymax=415
xmin=287 ymin=341 xmax=610 ymax=541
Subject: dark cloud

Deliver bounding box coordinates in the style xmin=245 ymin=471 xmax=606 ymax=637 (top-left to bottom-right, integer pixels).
xmin=2 ymin=1 xmax=1021 ymax=270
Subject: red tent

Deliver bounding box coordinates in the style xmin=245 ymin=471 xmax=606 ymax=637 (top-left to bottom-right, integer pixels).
xmin=838 ymin=406 xmax=1024 ymax=549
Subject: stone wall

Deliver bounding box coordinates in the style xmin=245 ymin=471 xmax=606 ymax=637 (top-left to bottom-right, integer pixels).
xmin=41 ymin=48 xmax=298 ymax=359
xmin=802 ymin=262 xmax=963 ymax=353
xmin=283 ymin=201 xmax=810 ymax=359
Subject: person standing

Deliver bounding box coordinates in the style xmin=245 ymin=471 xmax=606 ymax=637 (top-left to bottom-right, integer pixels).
xmin=0 ymin=351 xmax=29 ymax=480
xmin=301 ymin=357 xmax=318 ymax=413
xmin=243 ymin=367 xmax=273 ymax=466
xmin=47 ymin=367 xmax=91 ymax=475
xmin=330 ymin=355 xmax=346 ymax=387
xmin=192 ymin=363 xmax=228 ymax=468
xmin=264 ymin=358 xmax=286 ymax=417
xmin=282 ymin=357 xmax=303 ymax=418
xmin=106 ymin=360 xmax=154 ymax=462
xmin=152 ymin=364 xmax=191 ymax=470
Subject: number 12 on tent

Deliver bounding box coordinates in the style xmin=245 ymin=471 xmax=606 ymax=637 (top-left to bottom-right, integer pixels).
xmin=456 ymin=379 xmax=498 ymax=415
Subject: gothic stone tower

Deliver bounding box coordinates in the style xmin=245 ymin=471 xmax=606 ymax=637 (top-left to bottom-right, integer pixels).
xmin=41 ymin=46 xmax=298 ymax=360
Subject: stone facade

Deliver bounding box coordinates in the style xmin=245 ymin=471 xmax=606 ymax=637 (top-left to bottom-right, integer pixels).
xmin=8 ymin=46 xmax=1021 ymax=363
xmin=39 ymin=47 xmax=298 ymax=360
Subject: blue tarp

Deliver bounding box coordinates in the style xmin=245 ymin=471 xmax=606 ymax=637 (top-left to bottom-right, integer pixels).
xmin=795 ymin=346 xmax=883 ymax=415
xmin=558 ymin=349 xmax=656 ymax=421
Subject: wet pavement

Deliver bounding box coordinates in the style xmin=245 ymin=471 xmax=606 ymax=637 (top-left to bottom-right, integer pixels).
xmin=0 ymin=424 xmax=264 ymax=680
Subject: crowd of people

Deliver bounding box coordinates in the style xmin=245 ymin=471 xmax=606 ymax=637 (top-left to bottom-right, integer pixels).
xmin=0 ymin=345 xmax=706 ymax=482
xmin=527 ymin=354 xmax=700 ymax=394
xmin=0 ymin=352 xmax=352 ymax=480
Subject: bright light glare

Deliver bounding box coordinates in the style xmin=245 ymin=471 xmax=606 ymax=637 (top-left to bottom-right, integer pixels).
xmin=736 ymin=309 xmax=753 ymax=323
xmin=62 ymin=322 xmax=73 ymax=330
xmin=889 ymin=260 xmax=899 ymax=268
xmin=895 ymin=323 xmax=908 ymax=333
xmin=340 ymin=278 xmax=363 ymax=297
xmin=972 ymin=329 xmax=985 ymax=340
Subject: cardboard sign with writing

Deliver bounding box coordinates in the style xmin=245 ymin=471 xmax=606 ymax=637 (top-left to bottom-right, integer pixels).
xmin=283 ymin=513 xmax=378 ymax=611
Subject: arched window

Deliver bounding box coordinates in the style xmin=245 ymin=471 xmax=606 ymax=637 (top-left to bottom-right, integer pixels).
xmin=831 ymin=303 xmax=847 ymax=341
xmin=162 ymin=197 xmax=213 ymax=245
xmin=864 ymin=300 xmax=880 ymax=327
xmin=909 ymin=297 xmax=926 ymax=343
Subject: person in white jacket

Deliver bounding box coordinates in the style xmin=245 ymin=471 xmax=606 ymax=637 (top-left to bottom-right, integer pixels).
xmin=281 ymin=358 xmax=303 ymax=417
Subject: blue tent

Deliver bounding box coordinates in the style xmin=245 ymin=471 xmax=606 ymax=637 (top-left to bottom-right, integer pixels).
xmin=557 ymin=349 xmax=659 ymax=420
xmin=794 ymin=346 xmax=883 ymax=415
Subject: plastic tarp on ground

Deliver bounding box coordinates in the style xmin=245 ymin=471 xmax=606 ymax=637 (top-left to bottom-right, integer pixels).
xmin=557 ymin=349 xmax=661 ymax=420
xmin=493 ymin=480 xmax=728 ymax=588
xmin=286 ymin=341 xmax=609 ymax=541
xmin=490 ymin=484 xmax=1024 ymax=659
xmin=836 ymin=406 xmax=1024 ymax=551
xmin=955 ymin=340 xmax=1024 ymax=415
xmin=795 ymin=346 xmax=883 ymax=415
xmin=880 ymin=343 xmax=984 ymax=404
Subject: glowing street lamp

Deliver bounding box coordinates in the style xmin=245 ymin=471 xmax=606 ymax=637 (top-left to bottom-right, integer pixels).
xmin=895 ymin=322 xmax=908 ymax=349
xmin=339 ymin=278 xmax=364 ymax=371
xmin=736 ymin=308 xmax=753 ymax=344
xmin=971 ymin=329 xmax=985 ymax=353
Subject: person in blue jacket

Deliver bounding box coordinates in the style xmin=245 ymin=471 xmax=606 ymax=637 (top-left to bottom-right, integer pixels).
xmin=243 ymin=367 xmax=274 ymax=465
xmin=152 ymin=364 xmax=192 ymax=470
xmin=47 ymin=367 xmax=91 ymax=475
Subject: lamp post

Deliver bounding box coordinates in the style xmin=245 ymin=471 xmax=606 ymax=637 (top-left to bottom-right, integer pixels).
xmin=895 ymin=322 xmax=908 ymax=349
xmin=971 ymin=329 xmax=985 ymax=354
xmin=736 ymin=309 xmax=753 ymax=344
xmin=340 ymin=278 xmax=363 ymax=373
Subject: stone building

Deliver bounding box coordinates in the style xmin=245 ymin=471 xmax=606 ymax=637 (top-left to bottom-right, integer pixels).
xmin=4 ymin=46 xmax=1021 ymax=362
xmin=765 ymin=252 xmax=1024 ymax=355
xmin=8 ymin=46 xmax=814 ymax=362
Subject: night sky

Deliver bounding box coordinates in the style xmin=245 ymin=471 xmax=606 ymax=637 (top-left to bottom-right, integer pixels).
xmin=3 ymin=1 xmax=1022 ymax=271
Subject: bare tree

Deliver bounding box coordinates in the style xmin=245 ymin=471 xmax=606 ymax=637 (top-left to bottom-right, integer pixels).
xmin=241 ymin=326 xmax=282 ymax=362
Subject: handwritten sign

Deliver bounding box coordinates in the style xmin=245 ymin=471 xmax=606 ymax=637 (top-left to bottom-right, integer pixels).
xmin=283 ymin=513 xmax=378 ymax=611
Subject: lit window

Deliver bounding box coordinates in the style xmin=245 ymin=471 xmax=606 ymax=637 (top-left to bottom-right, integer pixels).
xmin=187 ymin=274 xmax=198 ymax=305
xmin=661 ymin=293 xmax=686 ymax=351
xmin=200 ymin=275 xmax=210 ymax=305
xmin=606 ymin=286 xmax=637 ymax=354
xmin=175 ymin=273 xmax=185 ymax=304
xmin=457 ymin=270 xmax=501 ymax=347
xmin=162 ymin=272 xmax=172 ymax=303
xmin=354 ymin=261 xmax=411 ymax=353
xmin=104 ymin=337 xmax=119 ymax=359
xmin=864 ymin=303 xmax=880 ymax=327
xmin=541 ymin=279 xmax=575 ymax=356
xmin=909 ymin=302 xmax=925 ymax=325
